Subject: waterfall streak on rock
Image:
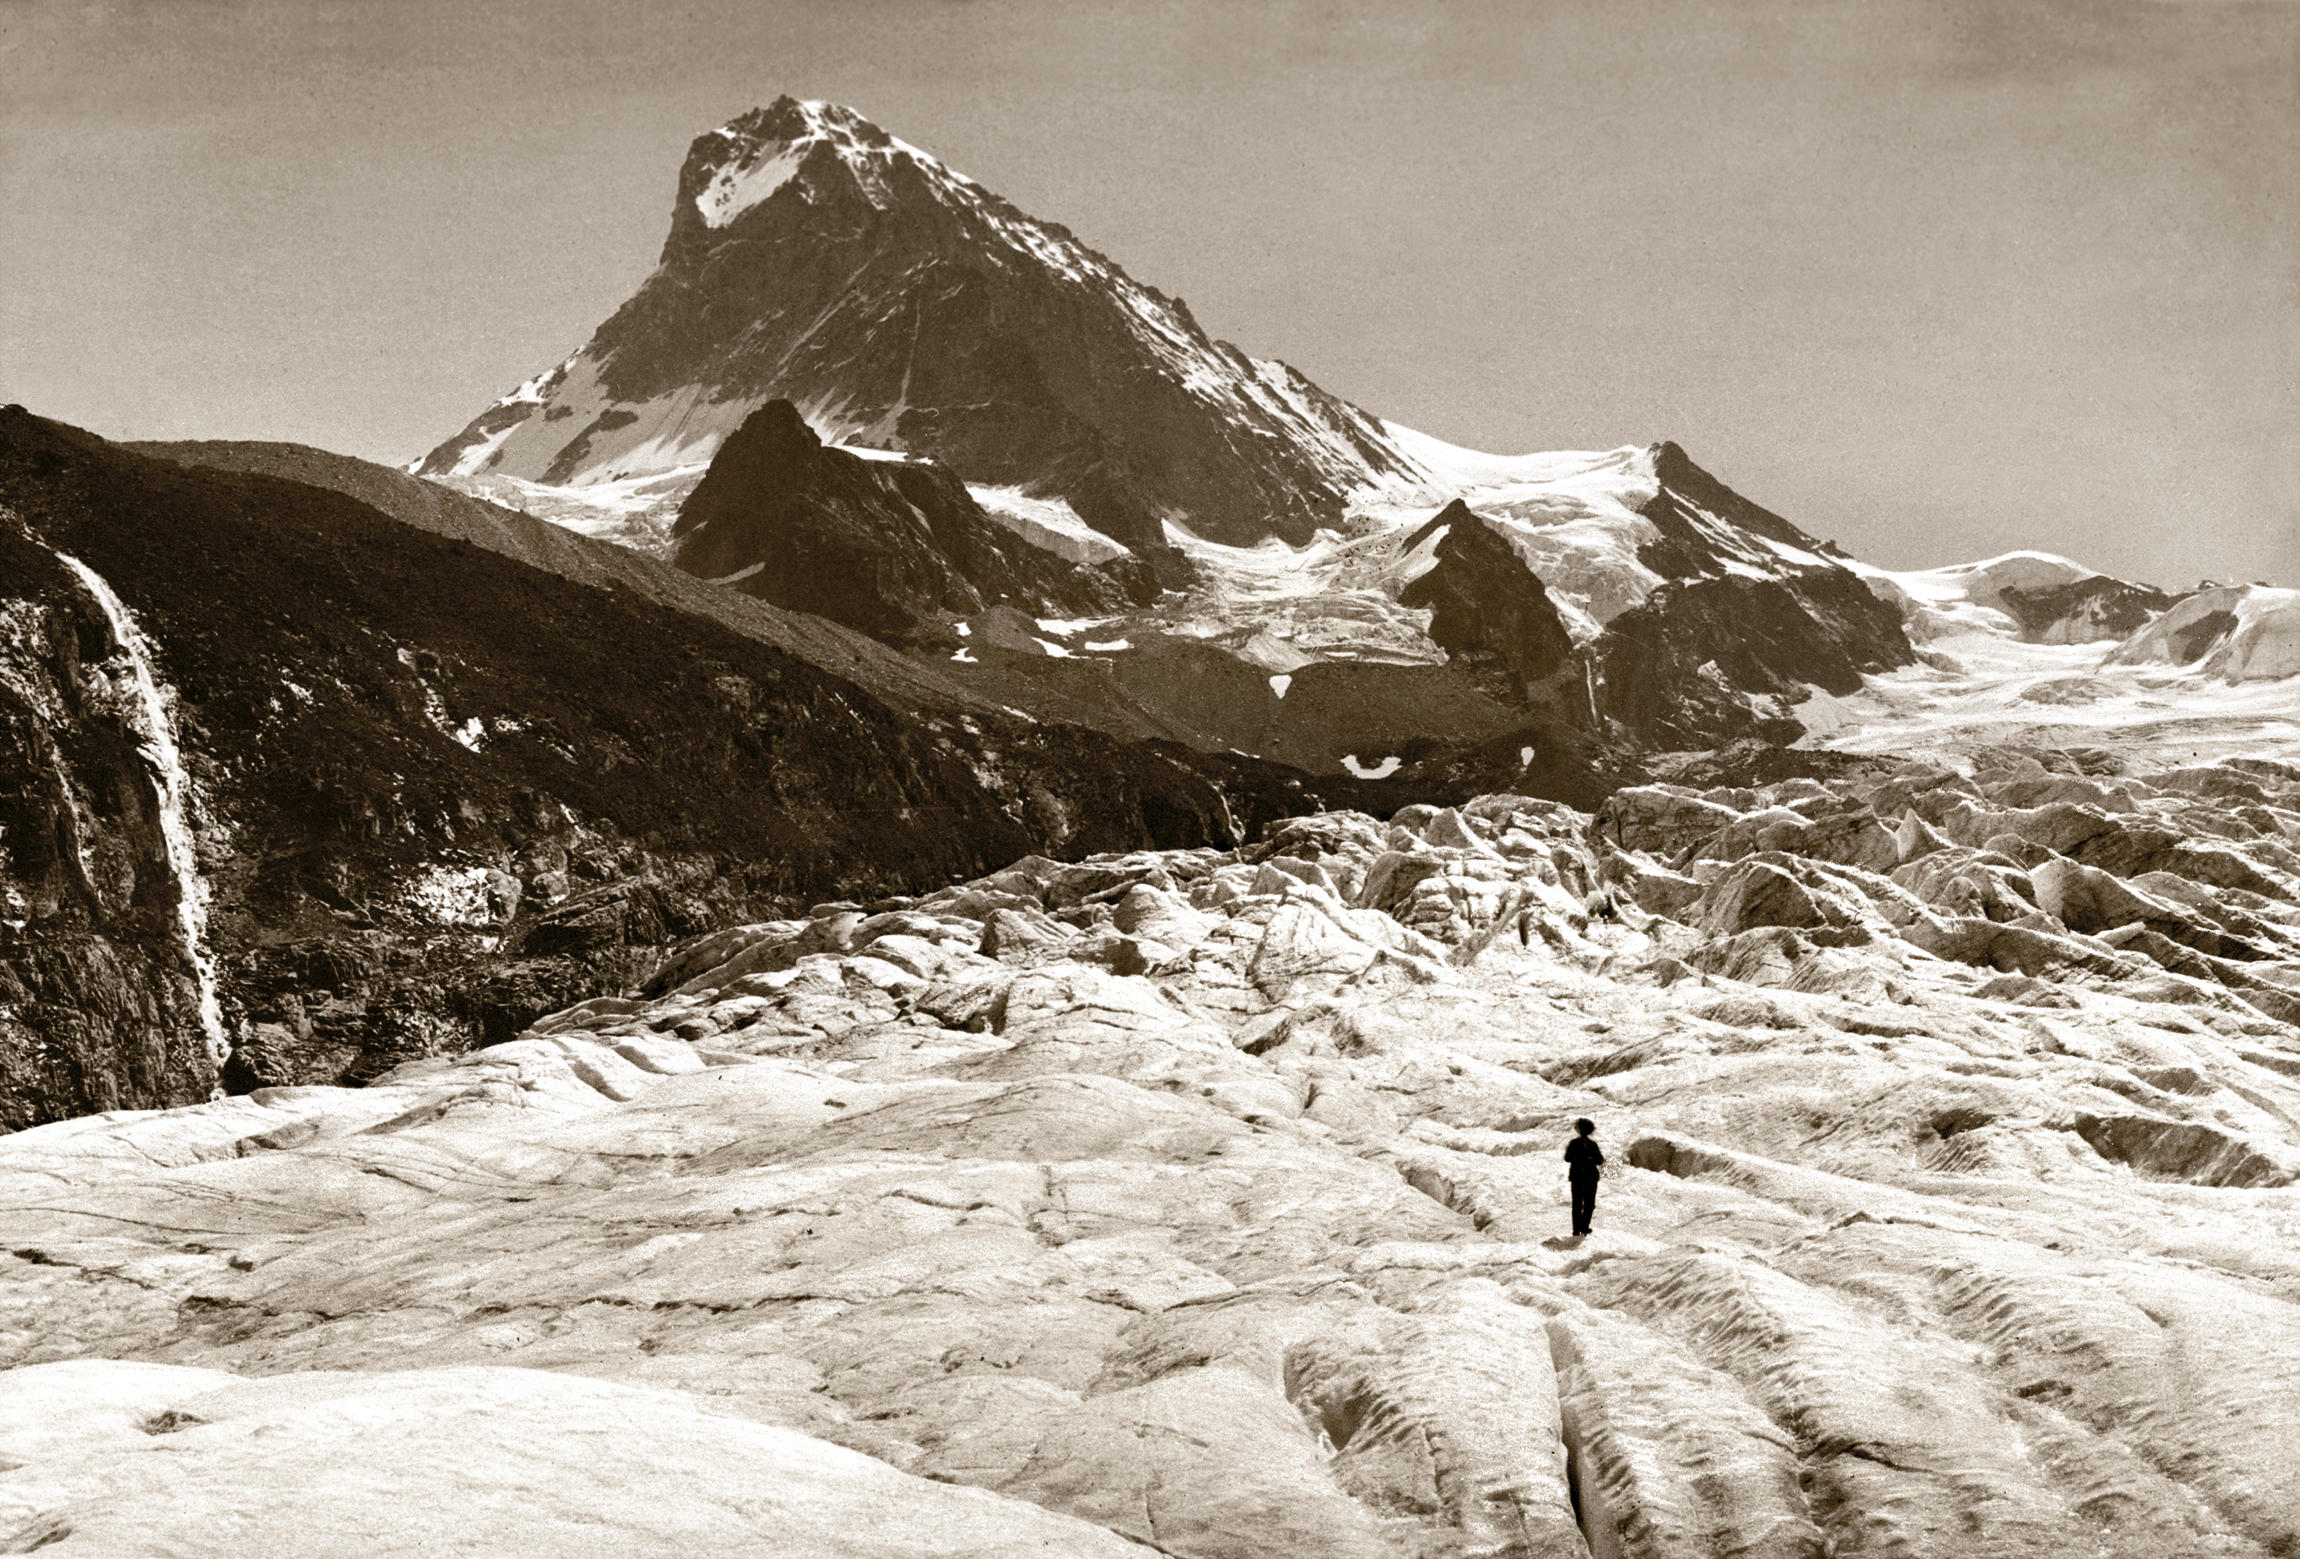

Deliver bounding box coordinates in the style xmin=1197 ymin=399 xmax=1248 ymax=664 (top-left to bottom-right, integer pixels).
xmin=55 ymin=552 xmax=229 ymax=1068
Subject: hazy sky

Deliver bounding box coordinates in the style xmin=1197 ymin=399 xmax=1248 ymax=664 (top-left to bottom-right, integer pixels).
xmin=4 ymin=0 xmax=2294 ymax=587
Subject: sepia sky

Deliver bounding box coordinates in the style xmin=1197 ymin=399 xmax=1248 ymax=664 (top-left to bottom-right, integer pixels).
xmin=3 ymin=0 xmax=2294 ymax=587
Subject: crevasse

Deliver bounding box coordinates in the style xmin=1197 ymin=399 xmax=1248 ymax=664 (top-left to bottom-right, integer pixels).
xmin=56 ymin=552 xmax=231 ymax=1073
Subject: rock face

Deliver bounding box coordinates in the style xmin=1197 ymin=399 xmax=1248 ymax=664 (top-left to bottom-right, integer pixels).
xmin=416 ymin=97 xmax=1421 ymax=549
xmin=1996 ymin=573 xmax=2176 ymax=643
xmin=669 ymin=400 xmax=1158 ymax=644
xmin=7 ymin=748 xmax=2300 ymax=1556
xmin=127 ymin=436 xmax=1051 ymax=720
xmin=1219 ymin=444 xmax=1916 ymax=753
xmin=1583 ymin=443 xmax=1914 ymax=745
xmin=1591 ymin=567 xmax=1913 ymax=747
xmin=0 ymin=517 xmax=222 ymax=1128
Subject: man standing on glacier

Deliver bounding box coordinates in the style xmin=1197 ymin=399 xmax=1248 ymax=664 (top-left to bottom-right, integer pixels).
xmin=1564 ymin=1118 xmax=1604 ymax=1236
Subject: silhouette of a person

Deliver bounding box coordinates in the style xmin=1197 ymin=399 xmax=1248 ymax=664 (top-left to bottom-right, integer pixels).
xmin=1564 ymin=1118 xmax=1603 ymax=1236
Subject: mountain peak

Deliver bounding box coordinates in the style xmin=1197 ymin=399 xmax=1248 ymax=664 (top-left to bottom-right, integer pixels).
xmin=682 ymin=97 xmax=928 ymax=229
xmin=420 ymin=98 xmax=1420 ymax=545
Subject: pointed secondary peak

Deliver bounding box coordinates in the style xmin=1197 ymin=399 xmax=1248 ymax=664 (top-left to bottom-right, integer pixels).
xmin=723 ymin=397 xmax=825 ymax=461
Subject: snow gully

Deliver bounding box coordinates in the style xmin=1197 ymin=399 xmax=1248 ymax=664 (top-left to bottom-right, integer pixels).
xmin=56 ymin=551 xmax=231 ymax=1075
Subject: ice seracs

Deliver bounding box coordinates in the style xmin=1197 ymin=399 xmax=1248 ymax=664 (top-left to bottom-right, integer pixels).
xmin=9 ymin=759 xmax=2300 ymax=1555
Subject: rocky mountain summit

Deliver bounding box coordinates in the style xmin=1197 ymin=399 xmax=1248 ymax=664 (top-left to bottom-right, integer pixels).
xmin=8 ymin=747 xmax=2299 ymax=1555
xmin=417 ymin=96 xmax=1421 ymax=551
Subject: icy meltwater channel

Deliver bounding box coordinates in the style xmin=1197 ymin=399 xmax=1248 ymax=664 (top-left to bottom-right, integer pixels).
xmin=56 ymin=555 xmax=229 ymax=1072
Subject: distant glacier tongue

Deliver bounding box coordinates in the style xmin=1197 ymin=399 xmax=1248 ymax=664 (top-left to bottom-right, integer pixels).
xmin=57 ymin=552 xmax=230 ymax=1073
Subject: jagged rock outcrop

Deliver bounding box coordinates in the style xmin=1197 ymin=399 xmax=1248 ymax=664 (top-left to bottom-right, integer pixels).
xmin=127 ymin=436 xmax=1016 ymax=720
xmin=668 ymin=400 xmax=1156 ymax=644
xmin=1398 ymin=499 xmax=1584 ymax=713
xmin=8 ymin=746 xmax=2299 ymax=1555
xmin=1639 ymin=439 xmax=1851 ymax=565
xmin=1591 ymin=569 xmax=1913 ymax=747
xmin=1997 ymin=572 xmax=2176 ymax=642
xmin=1575 ymin=443 xmax=1916 ymax=745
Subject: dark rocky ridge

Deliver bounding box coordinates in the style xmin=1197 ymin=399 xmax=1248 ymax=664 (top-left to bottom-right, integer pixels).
xmin=8 ymin=409 xmax=1644 ymax=1128
xmin=668 ymin=400 xmax=1157 ymax=645
xmin=133 ymin=435 xmax=1636 ymax=786
xmin=1592 ymin=569 xmax=1916 ymax=748
xmin=417 ymin=97 xmax=1420 ymax=549
xmin=0 ymin=410 xmax=1232 ymax=1124
xmin=129 ymin=436 xmax=1167 ymax=734
xmin=1642 ymin=439 xmax=1851 ymax=561
xmin=1357 ymin=458 xmax=1916 ymax=750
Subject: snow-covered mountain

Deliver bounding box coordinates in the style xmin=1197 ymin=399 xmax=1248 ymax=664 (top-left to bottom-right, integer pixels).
xmin=1852 ymin=551 xmax=2175 ymax=645
xmin=411 ymin=96 xmax=2284 ymax=771
xmin=416 ymin=97 xmax=1425 ymax=551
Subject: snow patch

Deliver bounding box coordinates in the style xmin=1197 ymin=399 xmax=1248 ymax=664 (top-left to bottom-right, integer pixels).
xmin=1786 ymin=684 xmax=1861 ymax=742
xmin=971 ymin=489 xmax=1130 ymax=567
xmin=398 ymin=866 xmax=496 ymax=926
xmin=1341 ymin=754 xmax=1402 ymax=779
xmin=1269 ymin=674 xmax=1293 ymax=699
xmin=696 ymin=143 xmax=808 ymax=227
xmin=437 ymin=464 xmax=710 ymax=558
